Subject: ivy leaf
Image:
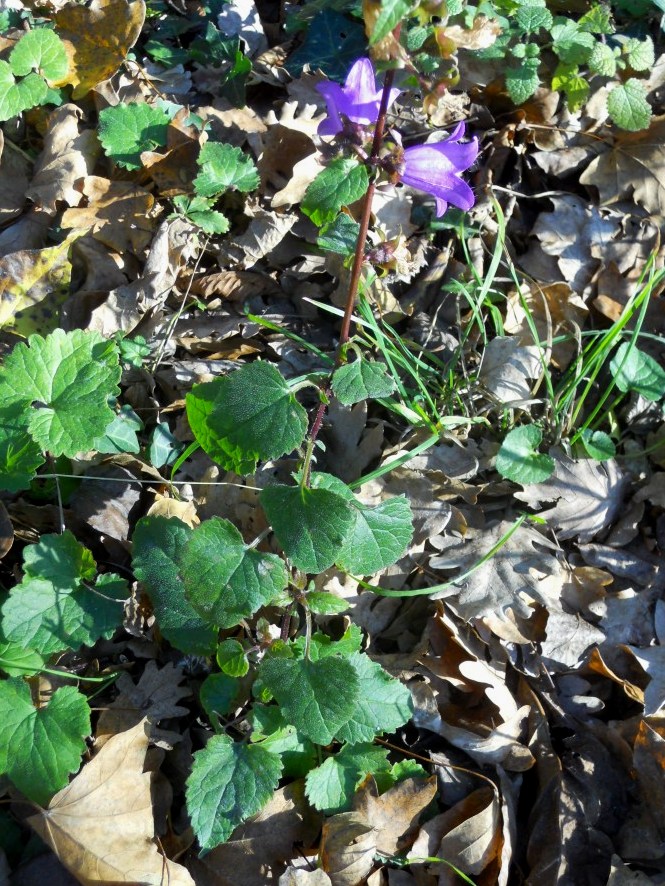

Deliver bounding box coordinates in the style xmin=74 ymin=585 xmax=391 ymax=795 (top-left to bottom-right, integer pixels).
xmin=186 ymin=363 xmax=308 ymax=475
xmin=505 ymin=60 xmax=540 ymax=105
xmin=305 ymin=742 xmax=391 ymax=814
xmin=186 ymin=734 xmax=283 ymax=851
xmin=181 ymin=517 xmax=287 ymax=628
xmin=302 ymin=158 xmax=369 ymax=227
xmin=98 ymin=102 xmax=170 ymax=170
xmin=1 ymin=534 xmax=127 ymax=655
xmin=0 ymin=61 xmax=48 ymax=122
xmin=92 ymin=404 xmax=142 ymax=454
xmin=9 ymin=29 xmax=68 ymax=83
xmin=132 ymin=516 xmax=217 ymax=656
xmin=607 ymin=80 xmax=652 ymax=132
xmin=496 ymin=425 xmax=555 ymax=484
xmin=0 ymin=401 xmax=44 ymax=492
xmin=284 ymin=10 xmax=367 ymax=81
xmin=332 ymin=358 xmax=396 ymax=405
xmin=312 ymin=473 xmax=413 ymax=575
xmin=0 ymin=641 xmax=44 ymax=677
xmin=0 ymin=679 xmax=90 ymax=806
xmin=260 ymin=653 xmax=359 ymax=745
xmin=0 ymin=329 xmax=120 ymax=458
xmin=260 ymin=484 xmax=355 ymax=573
xmin=610 ymin=342 xmax=665 ymax=400
xmin=334 ymin=652 xmax=413 ymax=745
xmin=193 ymin=142 xmax=259 ymax=198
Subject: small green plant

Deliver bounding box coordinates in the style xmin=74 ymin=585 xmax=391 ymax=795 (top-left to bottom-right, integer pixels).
xmin=0 ymin=28 xmax=67 ymax=121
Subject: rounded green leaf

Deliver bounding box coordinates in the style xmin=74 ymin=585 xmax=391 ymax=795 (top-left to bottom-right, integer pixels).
xmin=331 ymin=358 xmax=397 ymax=405
xmin=607 ymin=80 xmax=652 ymax=132
xmin=98 ymin=102 xmax=170 ymax=170
xmin=579 ymin=429 xmax=616 ymax=461
xmin=186 ymin=734 xmax=282 ymax=851
xmin=260 ymin=484 xmax=355 ymax=573
xmin=496 ymin=425 xmax=555 ymax=484
xmin=193 ymin=142 xmax=259 ymax=197
xmin=0 ymin=61 xmax=48 ymax=122
xmin=305 ymin=743 xmax=391 ymax=814
xmin=610 ymin=341 xmax=665 ymax=400
xmin=10 ymin=29 xmax=68 ymax=82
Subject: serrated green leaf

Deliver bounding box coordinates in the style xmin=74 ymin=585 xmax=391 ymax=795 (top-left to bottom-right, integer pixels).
xmin=579 ymin=429 xmax=616 ymax=461
xmin=0 ymin=329 xmax=120 ymax=458
xmin=132 ymin=516 xmax=217 ymax=655
xmin=98 ymin=102 xmax=170 ymax=171
xmin=588 ymin=42 xmax=617 ymax=77
xmin=0 ymin=61 xmax=48 ymax=122
xmin=551 ymin=19 xmax=595 ymax=64
xmin=186 ymin=734 xmax=283 ymax=851
xmin=0 ymin=401 xmax=44 ymax=492
xmin=194 ymin=142 xmax=259 ymax=198
xmin=516 ymin=5 xmax=552 ymax=32
xmin=369 ymin=0 xmax=411 ymax=44
xmin=260 ymin=484 xmax=355 ymax=573
xmin=551 ymin=62 xmax=589 ymax=112
xmin=302 ymin=158 xmax=369 ymax=227
xmin=250 ymin=705 xmax=317 ymax=778
xmin=216 ymin=639 xmax=249 ymax=677
xmin=332 ymin=358 xmax=397 ymax=405
xmin=0 ymin=642 xmax=44 ymax=677
xmin=607 ymin=79 xmax=652 ymax=131
xmin=306 ymin=591 xmax=350 ymax=615
xmin=505 ymin=60 xmax=540 ymax=105
xmin=9 ymin=29 xmax=68 ymax=82
xmin=578 ymin=5 xmax=614 ymax=34
xmin=1 ymin=533 xmax=126 ymax=655
xmin=624 ymin=36 xmax=654 ymax=72
xmin=610 ymin=341 xmax=665 ymax=400
xmin=172 ymin=195 xmax=230 ymax=235
xmin=284 ymin=10 xmax=367 ymax=82
xmin=260 ymin=654 xmax=359 ymax=745
xmin=186 ymin=363 xmax=309 ymax=475
xmin=305 ymin=742 xmax=391 ymax=814
xmin=199 ymin=673 xmax=240 ymax=723
xmin=496 ymin=425 xmax=555 ymax=484
xmin=317 ymin=213 xmax=361 ymax=256
xmin=0 ymin=679 xmax=90 ymax=805
xmin=334 ymin=652 xmax=413 ymax=744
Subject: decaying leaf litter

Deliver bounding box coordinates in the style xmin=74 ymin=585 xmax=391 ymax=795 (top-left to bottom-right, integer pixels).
xmin=1 ymin=0 xmax=665 ymax=883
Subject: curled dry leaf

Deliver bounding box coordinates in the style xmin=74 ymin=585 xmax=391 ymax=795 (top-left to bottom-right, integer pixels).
xmin=320 ymin=812 xmax=377 ymax=886
xmin=352 ymin=775 xmax=438 ymax=855
xmin=27 ymin=720 xmax=195 ymax=886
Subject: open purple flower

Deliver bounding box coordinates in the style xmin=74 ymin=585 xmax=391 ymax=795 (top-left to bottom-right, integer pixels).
xmin=316 ymin=57 xmax=401 ymax=137
xmin=399 ymin=122 xmax=479 ymax=216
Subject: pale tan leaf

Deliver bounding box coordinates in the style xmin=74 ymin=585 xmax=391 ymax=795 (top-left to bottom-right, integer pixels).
xmin=320 ymin=812 xmax=377 ymax=886
xmin=353 ymin=775 xmax=438 ymax=855
xmin=278 ymin=869 xmax=333 ymax=886
xmin=0 ymin=129 xmax=32 ymax=225
xmin=27 ymin=720 xmax=195 ymax=886
xmin=442 ymin=15 xmax=501 ymax=50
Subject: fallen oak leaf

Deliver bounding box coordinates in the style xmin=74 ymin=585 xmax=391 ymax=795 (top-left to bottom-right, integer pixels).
xmin=27 ymin=720 xmax=195 ymax=886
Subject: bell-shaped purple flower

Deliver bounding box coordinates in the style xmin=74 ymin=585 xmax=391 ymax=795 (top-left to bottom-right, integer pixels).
xmin=316 ymin=57 xmax=401 ymax=137
xmin=400 ymin=122 xmax=479 ymax=216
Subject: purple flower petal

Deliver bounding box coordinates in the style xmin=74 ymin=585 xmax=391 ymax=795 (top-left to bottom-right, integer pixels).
xmin=316 ymin=57 xmax=402 ymax=137
xmin=400 ymin=125 xmax=479 ymax=216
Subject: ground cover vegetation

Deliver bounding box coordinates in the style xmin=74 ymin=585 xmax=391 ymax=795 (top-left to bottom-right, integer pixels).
xmin=0 ymin=0 xmax=664 ymax=881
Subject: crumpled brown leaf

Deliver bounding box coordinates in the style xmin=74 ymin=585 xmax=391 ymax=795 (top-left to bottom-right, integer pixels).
xmin=353 ymin=775 xmax=438 ymax=855
xmin=320 ymin=812 xmax=377 ymax=886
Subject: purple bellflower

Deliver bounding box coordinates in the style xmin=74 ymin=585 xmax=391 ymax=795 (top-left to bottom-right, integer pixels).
xmin=398 ymin=121 xmax=479 ymax=217
xmin=316 ymin=57 xmax=401 ymax=137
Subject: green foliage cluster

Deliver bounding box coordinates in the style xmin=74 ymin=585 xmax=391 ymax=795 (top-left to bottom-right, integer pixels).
xmin=0 ymin=28 xmax=67 ymax=121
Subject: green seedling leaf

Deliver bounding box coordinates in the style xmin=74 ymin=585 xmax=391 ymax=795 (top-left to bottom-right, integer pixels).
xmin=551 ymin=62 xmax=589 ymax=112
xmin=187 ymin=363 xmax=308 ymax=475
xmin=0 ymin=329 xmax=120 ymax=458
xmin=0 ymin=401 xmax=44 ymax=492
xmin=317 ymin=213 xmax=361 ymax=256
xmin=186 ymin=734 xmax=283 ymax=851
xmin=578 ymin=5 xmax=614 ymax=34
xmin=588 ymin=43 xmax=617 ymax=77
xmin=496 ymin=425 xmax=555 ymax=484
xmin=194 ymin=142 xmax=259 ymax=198
xmin=0 ymin=642 xmax=44 ymax=677
xmin=607 ymin=79 xmax=652 ymax=131
xmin=216 ymin=639 xmax=249 ymax=677
xmin=10 ymin=29 xmax=68 ymax=82
xmin=306 ymin=591 xmax=349 ymax=615
xmin=305 ymin=742 xmax=391 ymax=814
xmin=334 ymin=651 xmax=413 ymax=745
xmin=0 ymin=61 xmax=48 ymax=121
xmin=260 ymin=653 xmax=359 ymax=745
xmin=172 ymin=195 xmax=230 ymax=235
xmin=260 ymin=484 xmax=355 ymax=573
xmin=550 ymin=19 xmax=595 ymax=64
xmin=199 ymin=673 xmax=240 ymax=723
xmin=1 ymin=533 xmax=126 ymax=655
xmin=516 ymin=5 xmax=552 ymax=32
xmin=182 ymin=518 xmax=287 ymax=628
xmin=332 ymin=358 xmax=397 ymax=405
xmin=505 ymin=60 xmax=540 ymax=105
xmin=610 ymin=342 xmax=665 ymax=400
xmin=302 ymin=158 xmax=369 ymax=227
xmin=312 ymin=473 xmax=413 ymax=575
xmin=624 ymin=36 xmax=655 ymax=72
xmin=285 ymin=10 xmax=367 ymax=81
xmin=0 ymin=679 xmax=90 ymax=806
xmin=369 ymin=0 xmax=411 ymax=44
xmin=579 ymin=429 xmax=616 ymax=461
xmin=98 ymin=102 xmax=170 ymax=170
xmin=250 ymin=705 xmax=317 ymax=778
xmin=132 ymin=517 xmax=217 ymax=655
xmin=92 ymin=404 xmax=142 ymax=454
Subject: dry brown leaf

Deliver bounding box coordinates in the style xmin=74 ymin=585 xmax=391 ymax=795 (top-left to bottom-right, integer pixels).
xmin=353 ymin=775 xmax=438 ymax=855
xmin=69 ymin=465 xmax=141 ymax=541
xmin=278 ymin=870 xmax=333 ymax=886
xmin=320 ymin=811 xmax=377 ymax=886
xmin=579 ymin=117 xmax=665 ymax=216
xmin=25 ymin=105 xmax=100 ymax=213
xmin=441 ymin=15 xmax=502 ymax=50
xmin=53 ymin=0 xmax=145 ymax=99
xmin=27 ymin=720 xmax=194 ymax=886
xmin=0 ymin=500 xmax=13 ymax=559
xmin=147 ymin=494 xmax=200 ymax=527
xmin=0 ymin=129 xmax=32 ymax=225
